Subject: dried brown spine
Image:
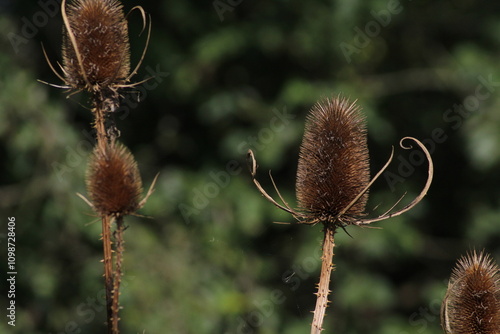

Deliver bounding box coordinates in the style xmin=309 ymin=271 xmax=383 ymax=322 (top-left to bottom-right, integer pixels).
xmin=296 ymin=97 xmax=370 ymax=223
xmin=441 ymin=250 xmax=500 ymax=334
xmin=86 ymin=141 xmax=143 ymax=217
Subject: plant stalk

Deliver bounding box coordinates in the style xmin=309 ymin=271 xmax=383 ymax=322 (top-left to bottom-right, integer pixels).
xmin=101 ymin=214 xmax=114 ymax=334
xmin=311 ymin=227 xmax=336 ymax=334
xmin=94 ymin=97 xmax=120 ymax=333
xmin=111 ymin=216 xmax=125 ymax=333
xmin=93 ymin=97 xmax=109 ymax=153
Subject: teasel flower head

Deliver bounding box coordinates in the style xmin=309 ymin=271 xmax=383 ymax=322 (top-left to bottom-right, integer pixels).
xmin=247 ymin=95 xmax=433 ymax=228
xmin=86 ymin=141 xmax=143 ymax=217
xmin=62 ymin=0 xmax=130 ymax=92
xmin=296 ymin=97 xmax=370 ymax=224
xmin=441 ymin=250 xmax=500 ymax=334
xmin=41 ymin=0 xmax=150 ymax=112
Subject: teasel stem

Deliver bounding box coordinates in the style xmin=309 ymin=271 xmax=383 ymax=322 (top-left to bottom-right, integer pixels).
xmin=111 ymin=216 xmax=126 ymax=333
xmin=94 ymin=98 xmax=118 ymax=334
xmin=94 ymin=100 xmax=109 ymax=153
xmin=101 ymin=214 xmax=114 ymax=333
xmin=311 ymin=227 xmax=336 ymax=334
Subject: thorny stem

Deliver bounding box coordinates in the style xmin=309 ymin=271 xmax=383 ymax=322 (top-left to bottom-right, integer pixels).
xmin=94 ymin=96 xmax=120 ymax=334
xmin=101 ymin=215 xmax=114 ymax=334
xmin=93 ymin=92 xmax=120 ymax=152
xmin=93 ymin=99 xmax=109 ymax=153
xmin=111 ymin=216 xmax=126 ymax=334
xmin=311 ymin=227 xmax=336 ymax=334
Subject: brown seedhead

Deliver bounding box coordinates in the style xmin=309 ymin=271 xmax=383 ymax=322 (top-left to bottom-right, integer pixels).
xmin=62 ymin=0 xmax=130 ymax=92
xmin=42 ymin=0 xmax=151 ymax=113
xmin=296 ymin=97 xmax=370 ymax=223
xmin=86 ymin=141 xmax=142 ymax=217
xmin=441 ymin=250 xmax=500 ymax=334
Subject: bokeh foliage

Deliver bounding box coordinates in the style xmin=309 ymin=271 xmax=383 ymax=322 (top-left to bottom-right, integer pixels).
xmin=1 ymin=0 xmax=500 ymax=333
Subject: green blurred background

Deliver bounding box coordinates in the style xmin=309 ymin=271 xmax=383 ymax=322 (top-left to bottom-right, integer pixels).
xmin=1 ymin=0 xmax=500 ymax=333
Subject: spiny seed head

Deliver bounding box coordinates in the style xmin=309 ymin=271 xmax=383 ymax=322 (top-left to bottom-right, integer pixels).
xmin=441 ymin=250 xmax=500 ymax=334
xmin=62 ymin=0 xmax=130 ymax=91
xmin=86 ymin=142 xmax=143 ymax=217
xmin=296 ymin=96 xmax=370 ymax=222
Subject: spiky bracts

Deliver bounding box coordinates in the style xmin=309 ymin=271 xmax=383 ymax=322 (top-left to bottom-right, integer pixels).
xmin=296 ymin=97 xmax=370 ymax=223
xmin=442 ymin=250 xmax=500 ymax=334
xmin=62 ymin=0 xmax=130 ymax=92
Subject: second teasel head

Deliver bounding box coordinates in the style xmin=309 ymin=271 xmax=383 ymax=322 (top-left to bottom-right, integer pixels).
xmin=86 ymin=142 xmax=143 ymax=217
xmin=441 ymin=250 xmax=500 ymax=334
xmin=62 ymin=0 xmax=131 ymax=92
xmin=296 ymin=97 xmax=370 ymax=223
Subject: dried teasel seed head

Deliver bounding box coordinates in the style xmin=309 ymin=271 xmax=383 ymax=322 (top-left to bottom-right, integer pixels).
xmin=62 ymin=0 xmax=130 ymax=92
xmin=441 ymin=250 xmax=500 ymax=334
xmin=296 ymin=96 xmax=370 ymax=222
xmin=86 ymin=142 xmax=143 ymax=217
